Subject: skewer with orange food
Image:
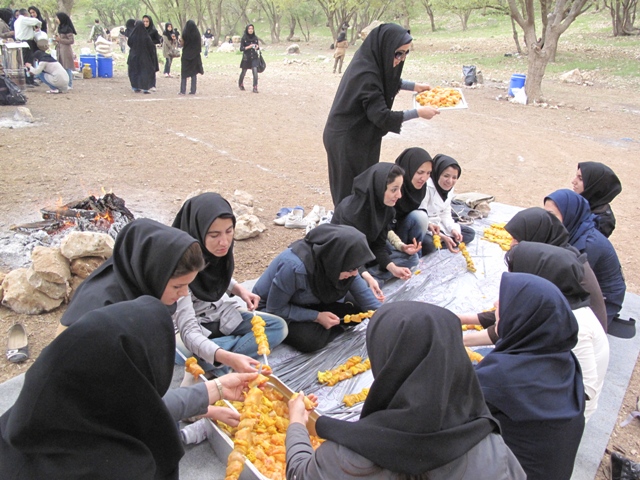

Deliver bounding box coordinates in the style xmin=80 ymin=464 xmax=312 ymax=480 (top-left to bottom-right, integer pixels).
xmin=318 ymin=357 xmax=371 ymax=386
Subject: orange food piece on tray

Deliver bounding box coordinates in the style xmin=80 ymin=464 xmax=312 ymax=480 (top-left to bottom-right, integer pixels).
xmin=291 ymin=392 xmax=318 ymax=410
xmin=185 ymin=356 xmax=204 ymax=379
xmin=415 ymin=87 xmax=463 ymax=108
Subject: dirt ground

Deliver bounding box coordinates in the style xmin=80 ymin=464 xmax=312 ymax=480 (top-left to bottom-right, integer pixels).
xmin=1 ymin=36 xmax=639 ymax=477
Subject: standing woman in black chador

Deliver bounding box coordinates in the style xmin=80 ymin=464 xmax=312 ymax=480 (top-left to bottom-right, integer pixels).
xmin=323 ymin=23 xmax=440 ymax=206
xmin=179 ymin=20 xmax=203 ymax=95
xmin=127 ymin=20 xmax=157 ymax=93
xmin=238 ymin=24 xmax=260 ymax=93
xmin=142 ymin=14 xmax=161 ymax=89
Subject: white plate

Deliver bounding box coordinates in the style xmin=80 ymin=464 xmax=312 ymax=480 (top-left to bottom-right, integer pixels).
xmin=413 ymin=87 xmax=468 ymax=110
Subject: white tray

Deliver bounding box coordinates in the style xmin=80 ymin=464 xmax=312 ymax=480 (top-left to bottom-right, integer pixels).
xmin=413 ymin=88 xmax=468 ymax=110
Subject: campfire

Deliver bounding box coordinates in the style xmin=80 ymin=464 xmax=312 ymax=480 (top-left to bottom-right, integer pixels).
xmin=10 ymin=193 xmax=134 ymax=235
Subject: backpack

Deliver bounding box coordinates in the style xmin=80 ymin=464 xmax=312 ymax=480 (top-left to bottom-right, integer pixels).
xmin=0 ymin=75 xmax=27 ymax=106
xmin=463 ymin=65 xmax=477 ymax=86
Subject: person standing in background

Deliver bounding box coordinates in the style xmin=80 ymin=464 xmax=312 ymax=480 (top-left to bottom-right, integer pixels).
xmin=87 ymin=18 xmax=104 ymax=44
xmin=162 ymin=22 xmax=177 ymax=78
xmin=54 ymin=12 xmax=76 ymax=90
xmin=332 ymin=31 xmax=348 ymax=74
xmin=28 ymin=6 xmax=46 ymax=33
xmin=14 ymin=9 xmax=41 ymax=86
xmin=179 ymin=20 xmax=203 ymax=95
xmin=203 ymin=28 xmax=214 ymax=57
xmin=238 ymin=24 xmax=259 ymax=93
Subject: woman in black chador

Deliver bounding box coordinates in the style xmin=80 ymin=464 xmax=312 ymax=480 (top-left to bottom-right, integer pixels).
xmin=238 ymin=24 xmax=260 ymax=93
xmin=127 ymin=20 xmax=158 ymax=93
xmin=179 ymin=20 xmax=203 ymax=95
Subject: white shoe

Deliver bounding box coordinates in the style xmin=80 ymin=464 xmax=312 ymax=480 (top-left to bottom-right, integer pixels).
xmin=180 ymin=419 xmax=209 ymax=445
xmin=303 ymin=205 xmax=326 ymax=226
xmin=273 ymin=215 xmax=288 ymax=226
xmin=318 ymin=210 xmax=334 ymax=225
xmin=305 ymin=221 xmax=316 ymax=234
xmin=285 ymin=208 xmax=307 ymax=229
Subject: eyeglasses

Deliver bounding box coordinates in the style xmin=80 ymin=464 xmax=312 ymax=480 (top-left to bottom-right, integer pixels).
xmin=394 ymin=49 xmax=410 ymax=60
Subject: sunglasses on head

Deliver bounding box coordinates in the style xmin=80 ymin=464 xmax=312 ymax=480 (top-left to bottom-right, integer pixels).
xmin=394 ymin=49 xmax=410 ymax=60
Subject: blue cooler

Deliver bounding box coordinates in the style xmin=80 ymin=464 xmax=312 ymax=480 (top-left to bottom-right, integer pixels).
xmin=97 ymin=55 xmax=113 ymax=78
xmin=79 ymin=54 xmax=97 ymax=77
xmin=508 ymin=74 xmax=526 ymax=96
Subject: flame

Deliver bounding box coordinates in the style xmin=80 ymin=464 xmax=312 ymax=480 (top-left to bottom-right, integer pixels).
xmin=94 ymin=210 xmax=114 ymax=224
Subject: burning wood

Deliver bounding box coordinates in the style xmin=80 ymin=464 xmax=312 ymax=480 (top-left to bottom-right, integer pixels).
xmin=10 ymin=193 xmax=134 ymax=234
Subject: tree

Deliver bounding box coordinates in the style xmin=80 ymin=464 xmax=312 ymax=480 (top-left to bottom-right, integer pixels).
xmin=353 ymin=0 xmax=392 ymax=40
xmin=508 ymin=0 xmax=593 ymax=103
xmin=58 ymin=0 xmax=74 ymax=14
xmin=256 ymin=0 xmax=284 ymax=42
xmin=432 ymin=0 xmax=487 ymax=30
xmin=603 ymin=0 xmax=639 ymax=35
xmin=420 ymin=0 xmax=437 ymax=31
xmin=315 ymin=0 xmax=360 ymax=41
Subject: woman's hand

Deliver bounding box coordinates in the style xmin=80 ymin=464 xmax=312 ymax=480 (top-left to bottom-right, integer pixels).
xmin=216 ymin=350 xmax=260 ymax=374
xmin=401 ymin=238 xmax=422 ymax=255
xmin=451 ymin=230 xmax=463 ymax=243
xmin=218 ymin=372 xmax=259 ymax=401
xmin=388 ymin=263 xmax=412 ymax=280
xmin=428 ymin=224 xmax=441 ymax=235
xmin=24 ymin=62 xmax=32 ymax=68
xmin=417 ymin=106 xmax=440 ymax=120
xmin=204 ymin=405 xmax=240 ymax=427
xmin=361 ymin=272 xmax=385 ymax=302
xmin=288 ymin=392 xmax=310 ymax=425
xmin=414 ymin=83 xmax=431 ymax=92
xmin=234 ymin=284 xmax=260 ymax=311
xmin=316 ymin=311 xmax=340 ymax=329
xmin=441 ymin=235 xmax=459 ymax=253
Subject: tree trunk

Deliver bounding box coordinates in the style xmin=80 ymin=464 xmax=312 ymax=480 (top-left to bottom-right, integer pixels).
xmin=57 ymin=0 xmax=74 ymax=15
xmin=287 ymin=14 xmax=296 ymax=41
xmin=510 ymin=15 xmax=523 ymax=54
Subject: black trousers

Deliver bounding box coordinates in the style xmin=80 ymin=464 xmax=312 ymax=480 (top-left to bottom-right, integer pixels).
xmin=239 ymin=67 xmax=258 ymax=87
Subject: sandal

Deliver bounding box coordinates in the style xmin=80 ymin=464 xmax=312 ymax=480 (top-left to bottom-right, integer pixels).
xmin=467 ymin=209 xmax=483 ymax=219
xmin=7 ymin=324 xmax=29 ymax=363
xmin=46 ymin=90 xmax=60 ymax=94
xmin=457 ymin=215 xmax=474 ymax=226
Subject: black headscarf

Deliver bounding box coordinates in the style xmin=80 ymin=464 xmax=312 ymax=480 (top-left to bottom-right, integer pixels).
xmin=331 ymin=162 xmax=397 ymax=243
xmin=242 ymin=23 xmax=256 ymax=42
xmin=290 ymin=224 xmax=375 ymax=304
xmin=0 ymin=8 xmax=12 ymax=25
xmin=28 ymin=6 xmax=46 ymax=32
xmin=204 ymin=29 xmax=213 ymax=39
xmin=545 ymin=189 xmax=596 ymax=251
xmin=507 ymin=241 xmax=590 ymax=310
xmin=163 ymin=22 xmax=173 ymax=38
xmin=60 ymin=218 xmax=198 ymax=326
xmin=316 ymin=302 xmax=499 ymax=474
xmin=578 ymin=161 xmax=622 ymax=209
xmin=0 ymin=297 xmax=183 ymax=480
xmin=124 ymin=18 xmax=135 ymax=37
xmin=431 ymin=154 xmax=461 ymax=201
xmin=172 ymin=193 xmax=234 ymax=302
xmin=33 ymin=49 xmax=57 ymax=63
xmin=393 ymin=147 xmax=432 ymax=219
xmin=55 ymin=12 xmax=76 ymax=35
xmin=143 ymin=14 xmax=162 ymax=44
xmin=475 ymin=272 xmax=584 ymax=422
xmin=336 ymin=31 xmax=346 ymax=43
xmin=504 ymin=207 xmax=570 ymax=247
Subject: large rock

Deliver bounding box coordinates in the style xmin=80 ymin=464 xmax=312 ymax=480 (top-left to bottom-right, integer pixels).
xmin=26 ymin=267 xmax=68 ymax=300
xmin=60 ymin=232 xmax=114 ymax=260
xmin=70 ymin=256 xmax=106 ymax=279
xmin=232 ymin=35 xmax=241 ymax=43
xmin=1 ymin=268 xmax=64 ymax=314
xmin=68 ymin=275 xmax=85 ymax=301
xmin=31 ymin=246 xmax=71 ymax=284
xmin=0 ymin=272 xmax=5 ymax=302
xmin=234 ymin=214 xmax=266 ymax=240
xmin=360 ymin=21 xmax=383 ymax=40
xmin=560 ymin=69 xmax=583 ymax=84
xmin=217 ymin=42 xmax=235 ymax=53
xmin=230 ymin=201 xmax=254 ymax=217
xmin=14 ymin=107 xmax=34 ymax=123
xmin=286 ymin=44 xmax=300 ymax=54
xmin=233 ymin=189 xmax=254 ymax=207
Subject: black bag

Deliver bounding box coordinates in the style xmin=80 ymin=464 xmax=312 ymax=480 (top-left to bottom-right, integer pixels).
xmin=463 ymin=65 xmax=477 ymax=86
xmin=0 ymin=76 xmax=27 ymax=106
xmin=257 ymin=52 xmax=266 ymax=73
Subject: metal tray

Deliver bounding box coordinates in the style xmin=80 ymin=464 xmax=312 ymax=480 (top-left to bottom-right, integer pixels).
xmin=413 ymin=87 xmax=468 ymax=110
xmin=206 ymin=375 xmax=319 ymax=480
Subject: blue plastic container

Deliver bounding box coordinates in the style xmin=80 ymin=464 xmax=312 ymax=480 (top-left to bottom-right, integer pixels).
xmin=508 ymin=74 xmax=526 ymax=96
xmin=79 ymin=54 xmax=97 ymax=78
xmin=97 ymin=55 xmax=113 ymax=78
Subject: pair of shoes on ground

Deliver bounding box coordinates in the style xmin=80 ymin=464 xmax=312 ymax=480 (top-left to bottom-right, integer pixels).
xmin=273 ymin=206 xmax=304 ymax=226
xmin=281 ymin=208 xmax=307 ymax=229
xmin=7 ymin=323 xmax=28 ymax=363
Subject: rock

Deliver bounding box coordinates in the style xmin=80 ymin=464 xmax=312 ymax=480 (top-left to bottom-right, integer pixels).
xmin=60 ymin=232 xmax=114 ymax=260
xmin=14 ymin=107 xmax=34 ymax=123
xmin=234 ymin=214 xmax=266 ymax=240
xmin=31 ymin=246 xmax=71 ymax=284
xmin=26 ymin=266 xmax=68 ymax=300
xmin=230 ymin=201 xmax=254 ymax=217
xmin=232 ymin=35 xmax=241 ymax=43
xmin=233 ymin=189 xmax=254 ymax=207
xmin=217 ymin=42 xmax=235 ymax=53
xmin=0 ymin=272 xmax=5 ymax=301
xmin=559 ymin=69 xmax=583 ymax=84
xmin=360 ymin=21 xmax=383 ymax=40
xmin=68 ymin=275 xmax=85 ymax=301
xmin=1 ymin=268 xmax=64 ymax=314
xmin=70 ymin=256 xmax=106 ymax=279
xmin=290 ymin=36 xmax=300 ymax=42
xmin=286 ymin=44 xmax=300 ymax=54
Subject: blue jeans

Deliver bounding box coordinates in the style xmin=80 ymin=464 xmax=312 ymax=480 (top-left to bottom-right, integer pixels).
xmin=65 ymin=68 xmax=73 ymax=88
xmin=36 ymin=72 xmax=58 ymax=91
xmin=175 ymin=310 xmax=288 ymax=376
xmin=395 ymin=210 xmax=430 ymax=249
xmin=366 ymin=248 xmax=419 ymax=285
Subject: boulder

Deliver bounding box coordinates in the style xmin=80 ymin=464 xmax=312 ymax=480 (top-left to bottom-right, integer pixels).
xmin=233 ymin=189 xmax=254 ymax=207
xmin=31 ymin=246 xmax=71 ymax=284
xmin=290 ymin=36 xmax=301 ymax=42
xmin=26 ymin=266 xmax=68 ymax=300
xmin=560 ymin=69 xmax=583 ymax=84
xmin=1 ymin=268 xmax=64 ymax=314
xmin=60 ymin=232 xmax=114 ymax=260
xmin=68 ymin=275 xmax=85 ymax=301
xmin=360 ymin=21 xmax=383 ymax=41
xmin=232 ymin=35 xmax=241 ymax=43
xmin=234 ymin=214 xmax=266 ymax=240
xmin=71 ymin=256 xmax=106 ymax=279
xmin=14 ymin=107 xmax=34 ymax=123
xmin=230 ymin=201 xmax=254 ymax=217
xmin=217 ymin=42 xmax=235 ymax=53
xmin=0 ymin=272 xmax=5 ymax=301
xmin=286 ymin=44 xmax=300 ymax=54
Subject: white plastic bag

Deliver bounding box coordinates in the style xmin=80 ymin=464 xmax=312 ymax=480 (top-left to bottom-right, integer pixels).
xmin=511 ymin=87 xmax=527 ymax=105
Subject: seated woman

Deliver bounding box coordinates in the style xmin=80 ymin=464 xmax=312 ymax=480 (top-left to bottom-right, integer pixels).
xmin=389 ymin=147 xmax=433 ymax=252
xmin=419 ymin=154 xmax=475 ymax=254
xmin=252 ymin=224 xmax=382 ymax=353
xmin=572 ymin=161 xmax=621 ymax=238
xmin=475 ymin=272 xmax=585 ymax=480
xmin=504 ymin=207 xmax=608 ymax=330
xmin=545 ymin=189 xmax=626 ymax=327
xmin=461 ymin=242 xmax=609 ymax=422
xmin=332 ymin=162 xmax=419 ymax=286
xmin=286 ymin=301 xmax=525 ymax=479
xmin=171 ymin=193 xmax=288 ymax=376
xmin=0 ymin=297 xmax=257 ymax=479
xmin=25 ymin=49 xmax=69 ymax=93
